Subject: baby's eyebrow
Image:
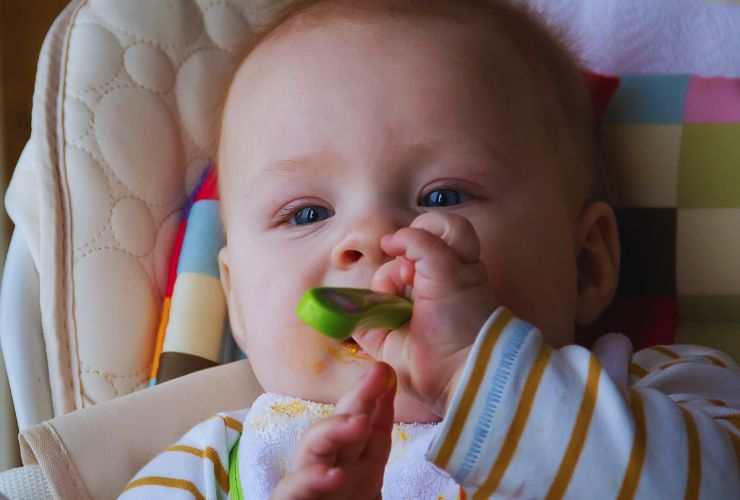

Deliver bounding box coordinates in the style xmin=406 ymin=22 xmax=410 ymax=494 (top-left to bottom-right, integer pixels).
xmin=255 ymin=139 xmax=503 ymax=183
xmin=261 ymin=152 xmax=338 ymax=179
xmin=259 ymin=141 xmax=444 ymax=180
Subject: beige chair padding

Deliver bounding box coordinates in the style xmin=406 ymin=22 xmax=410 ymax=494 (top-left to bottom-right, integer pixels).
xmin=4 ymin=0 xmax=280 ymax=421
xmin=18 ymin=359 xmax=262 ymax=500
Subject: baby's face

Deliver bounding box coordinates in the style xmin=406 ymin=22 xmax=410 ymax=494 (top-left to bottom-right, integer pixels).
xmin=219 ymin=17 xmax=583 ymax=421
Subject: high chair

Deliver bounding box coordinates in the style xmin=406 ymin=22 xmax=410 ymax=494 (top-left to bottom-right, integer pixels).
xmin=1 ymin=0 xmax=739 ymax=498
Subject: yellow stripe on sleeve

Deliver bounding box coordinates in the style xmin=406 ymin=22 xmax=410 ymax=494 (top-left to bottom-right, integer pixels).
xmin=715 ymin=414 xmax=740 ymax=431
xmin=433 ymin=308 xmax=513 ymax=470
xmin=658 ymin=359 xmax=692 ymax=371
xmin=473 ymin=345 xmax=552 ymax=500
xmin=616 ymin=391 xmax=647 ymax=500
xmin=680 ymin=408 xmax=702 ymax=500
xmin=166 ymin=445 xmax=229 ymax=492
xmin=629 ymin=363 xmax=648 ymax=379
xmin=708 ymin=399 xmax=728 ymax=408
xmin=703 ymin=355 xmax=727 ymax=368
xmin=659 ymin=356 xmax=729 ymax=372
xmin=650 ymin=346 xmax=680 ymax=359
xmin=729 ymin=433 xmax=740 ymax=463
xmin=124 ymin=476 xmax=205 ymax=500
xmin=545 ymin=355 xmax=602 ymax=500
xmin=220 ymin=415 xmax=244 ymax=433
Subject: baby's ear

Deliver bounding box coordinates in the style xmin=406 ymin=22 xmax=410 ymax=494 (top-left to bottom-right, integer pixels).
xmin=219 ymin=246 xmax=248 ymax=349
xmin=575 ymin=202 xmax=620 ymax=326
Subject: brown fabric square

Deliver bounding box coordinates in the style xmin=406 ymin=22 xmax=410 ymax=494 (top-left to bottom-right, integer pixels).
xmin=616 ymin=208 xmax=677 ymax=296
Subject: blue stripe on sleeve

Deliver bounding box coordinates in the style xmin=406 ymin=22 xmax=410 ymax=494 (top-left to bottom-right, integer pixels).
xmin=455 ymin=317 xmax=532 ymax=482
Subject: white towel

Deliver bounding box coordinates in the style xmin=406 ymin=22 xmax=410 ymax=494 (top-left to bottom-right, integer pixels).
xmin=520 ymin=0 xmax=740 ymax=76
xmin=239 ymin=393 xmax=461 ymax=499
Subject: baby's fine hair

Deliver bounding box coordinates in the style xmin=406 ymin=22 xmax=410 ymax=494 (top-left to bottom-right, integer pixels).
xmin=220 ymin=0 xmax=607 ymax=202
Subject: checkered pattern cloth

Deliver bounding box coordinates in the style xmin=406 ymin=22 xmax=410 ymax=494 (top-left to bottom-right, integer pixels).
xmin=596 ymin=75 xmax=740 ymax=359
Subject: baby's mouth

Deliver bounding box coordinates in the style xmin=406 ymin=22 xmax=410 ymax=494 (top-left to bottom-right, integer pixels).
xmin=325 ymin=336 xmax=371 ymax=363
xmin=340 ymin=337 xmax=363 ymax=354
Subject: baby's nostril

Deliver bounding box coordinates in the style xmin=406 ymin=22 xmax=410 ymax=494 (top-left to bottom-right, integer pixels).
xmin=345 ymin=250 xmax=362 ymax=263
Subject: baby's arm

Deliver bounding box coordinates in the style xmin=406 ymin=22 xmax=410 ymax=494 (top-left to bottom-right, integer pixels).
xmin=272 ymin=362 xmax=396 ymax=500
xmin=353 ymin=209 xmax=737 ymax=498
xmin=426 ymin=313 xmax=740 ymax=499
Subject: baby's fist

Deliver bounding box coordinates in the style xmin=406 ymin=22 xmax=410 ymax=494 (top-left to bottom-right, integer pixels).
xmin=357 ymin=212 xmax=498 ymax=417
xmin=376 ymin=212 xmax=486 ymax=301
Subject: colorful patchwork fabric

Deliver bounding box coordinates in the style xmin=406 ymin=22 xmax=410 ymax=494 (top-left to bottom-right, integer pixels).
xmin=149 ymin=165 xmax=227 ymax=385
xmin=589 ymin=75 xmax=740 ymax=359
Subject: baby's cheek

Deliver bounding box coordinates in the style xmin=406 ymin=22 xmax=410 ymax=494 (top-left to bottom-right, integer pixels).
xmin=264 ymin=326 xmax=324 ymax=370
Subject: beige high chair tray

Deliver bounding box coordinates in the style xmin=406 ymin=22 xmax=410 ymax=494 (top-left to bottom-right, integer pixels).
xmin=2 ymin=0 xmax=740 ymax=499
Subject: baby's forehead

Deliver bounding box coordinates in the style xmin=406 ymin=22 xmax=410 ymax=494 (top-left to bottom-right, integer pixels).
xmin=220 ymin=11 xmax=544 ymax=148
xmin=218 ymin=4 xmax=592 ymax=207
xmin=222 ymin=3 xmax=584 ymax=129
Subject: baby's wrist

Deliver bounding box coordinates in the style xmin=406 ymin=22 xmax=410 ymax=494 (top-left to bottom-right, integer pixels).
xmin=436 ymin=347 xmax=472 ymax=417
xmin=436 ymin=305 xmax=507 ymax=416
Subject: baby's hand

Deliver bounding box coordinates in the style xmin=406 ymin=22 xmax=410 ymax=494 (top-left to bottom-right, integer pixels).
xmin=271 ymin=363 xmax=395 ymax=500
xmin=355 ymin=212 xmax=497 ymax=417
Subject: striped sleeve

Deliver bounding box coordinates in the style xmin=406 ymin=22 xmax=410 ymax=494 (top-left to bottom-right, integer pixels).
xmin=426 ymin=307 xmax=740 ymax=500
xmin=118 ymin=409 xmax=247 ymax=500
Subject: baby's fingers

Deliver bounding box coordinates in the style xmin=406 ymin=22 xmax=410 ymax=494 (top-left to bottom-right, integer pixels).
xmin=271 ymin=464 xmax=344 ymax=500
xmin=382 ymin=226 xmax=486 ymax=297
xmin=411 ymin=212 xmax=480 ymax=264
xmin=363 ymin=379 xmax=395 ymax=463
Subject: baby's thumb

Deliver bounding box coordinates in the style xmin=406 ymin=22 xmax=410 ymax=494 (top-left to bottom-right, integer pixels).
xmin=352 ymin=325 xmax=408 ymax=384
xmin=351 ymin=326 xmax=390 ymax=365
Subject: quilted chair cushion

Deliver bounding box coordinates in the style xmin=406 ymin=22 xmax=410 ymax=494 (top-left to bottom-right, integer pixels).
xmin=4 ymin=0 xmax=277 ymax=416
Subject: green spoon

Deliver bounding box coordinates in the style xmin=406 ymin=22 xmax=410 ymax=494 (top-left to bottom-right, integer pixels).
xmin=297 ymin=287 xmax=413 ymax=340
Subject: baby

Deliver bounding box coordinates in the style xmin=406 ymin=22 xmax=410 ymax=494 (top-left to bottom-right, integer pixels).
xmin=121 ymin=0 xmax=739 ymax=498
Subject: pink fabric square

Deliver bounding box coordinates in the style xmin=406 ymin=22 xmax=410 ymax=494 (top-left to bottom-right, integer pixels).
xmin=684 ymin=76 xmax=740 ymax=123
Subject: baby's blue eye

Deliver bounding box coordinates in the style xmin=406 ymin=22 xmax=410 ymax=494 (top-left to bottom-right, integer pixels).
xmin=292 ymin=206 xmax=332 ymax=225
xmin=421 ymin=189 xmax=465 ymax=207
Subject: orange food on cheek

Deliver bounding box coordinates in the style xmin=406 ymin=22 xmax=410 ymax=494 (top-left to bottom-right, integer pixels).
xmin=308 ymin=339 xmax=371 ymax=374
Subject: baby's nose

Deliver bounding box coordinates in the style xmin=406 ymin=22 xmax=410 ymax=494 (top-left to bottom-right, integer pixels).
xmin=333 ymin=241 xmax=385 ymax=270
xmin=332 ymin=222 xmax=397 ymax=270
xmin=340 ymin=249 xmax=363 ymax=265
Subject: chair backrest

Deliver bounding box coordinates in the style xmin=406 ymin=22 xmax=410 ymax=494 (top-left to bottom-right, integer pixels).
xmin=2 ymin=0 xmax=272 ymax=424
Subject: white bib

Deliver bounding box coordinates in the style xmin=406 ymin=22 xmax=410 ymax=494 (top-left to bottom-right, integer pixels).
xmin=238 ymin=393 xmax=461 ymax=499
